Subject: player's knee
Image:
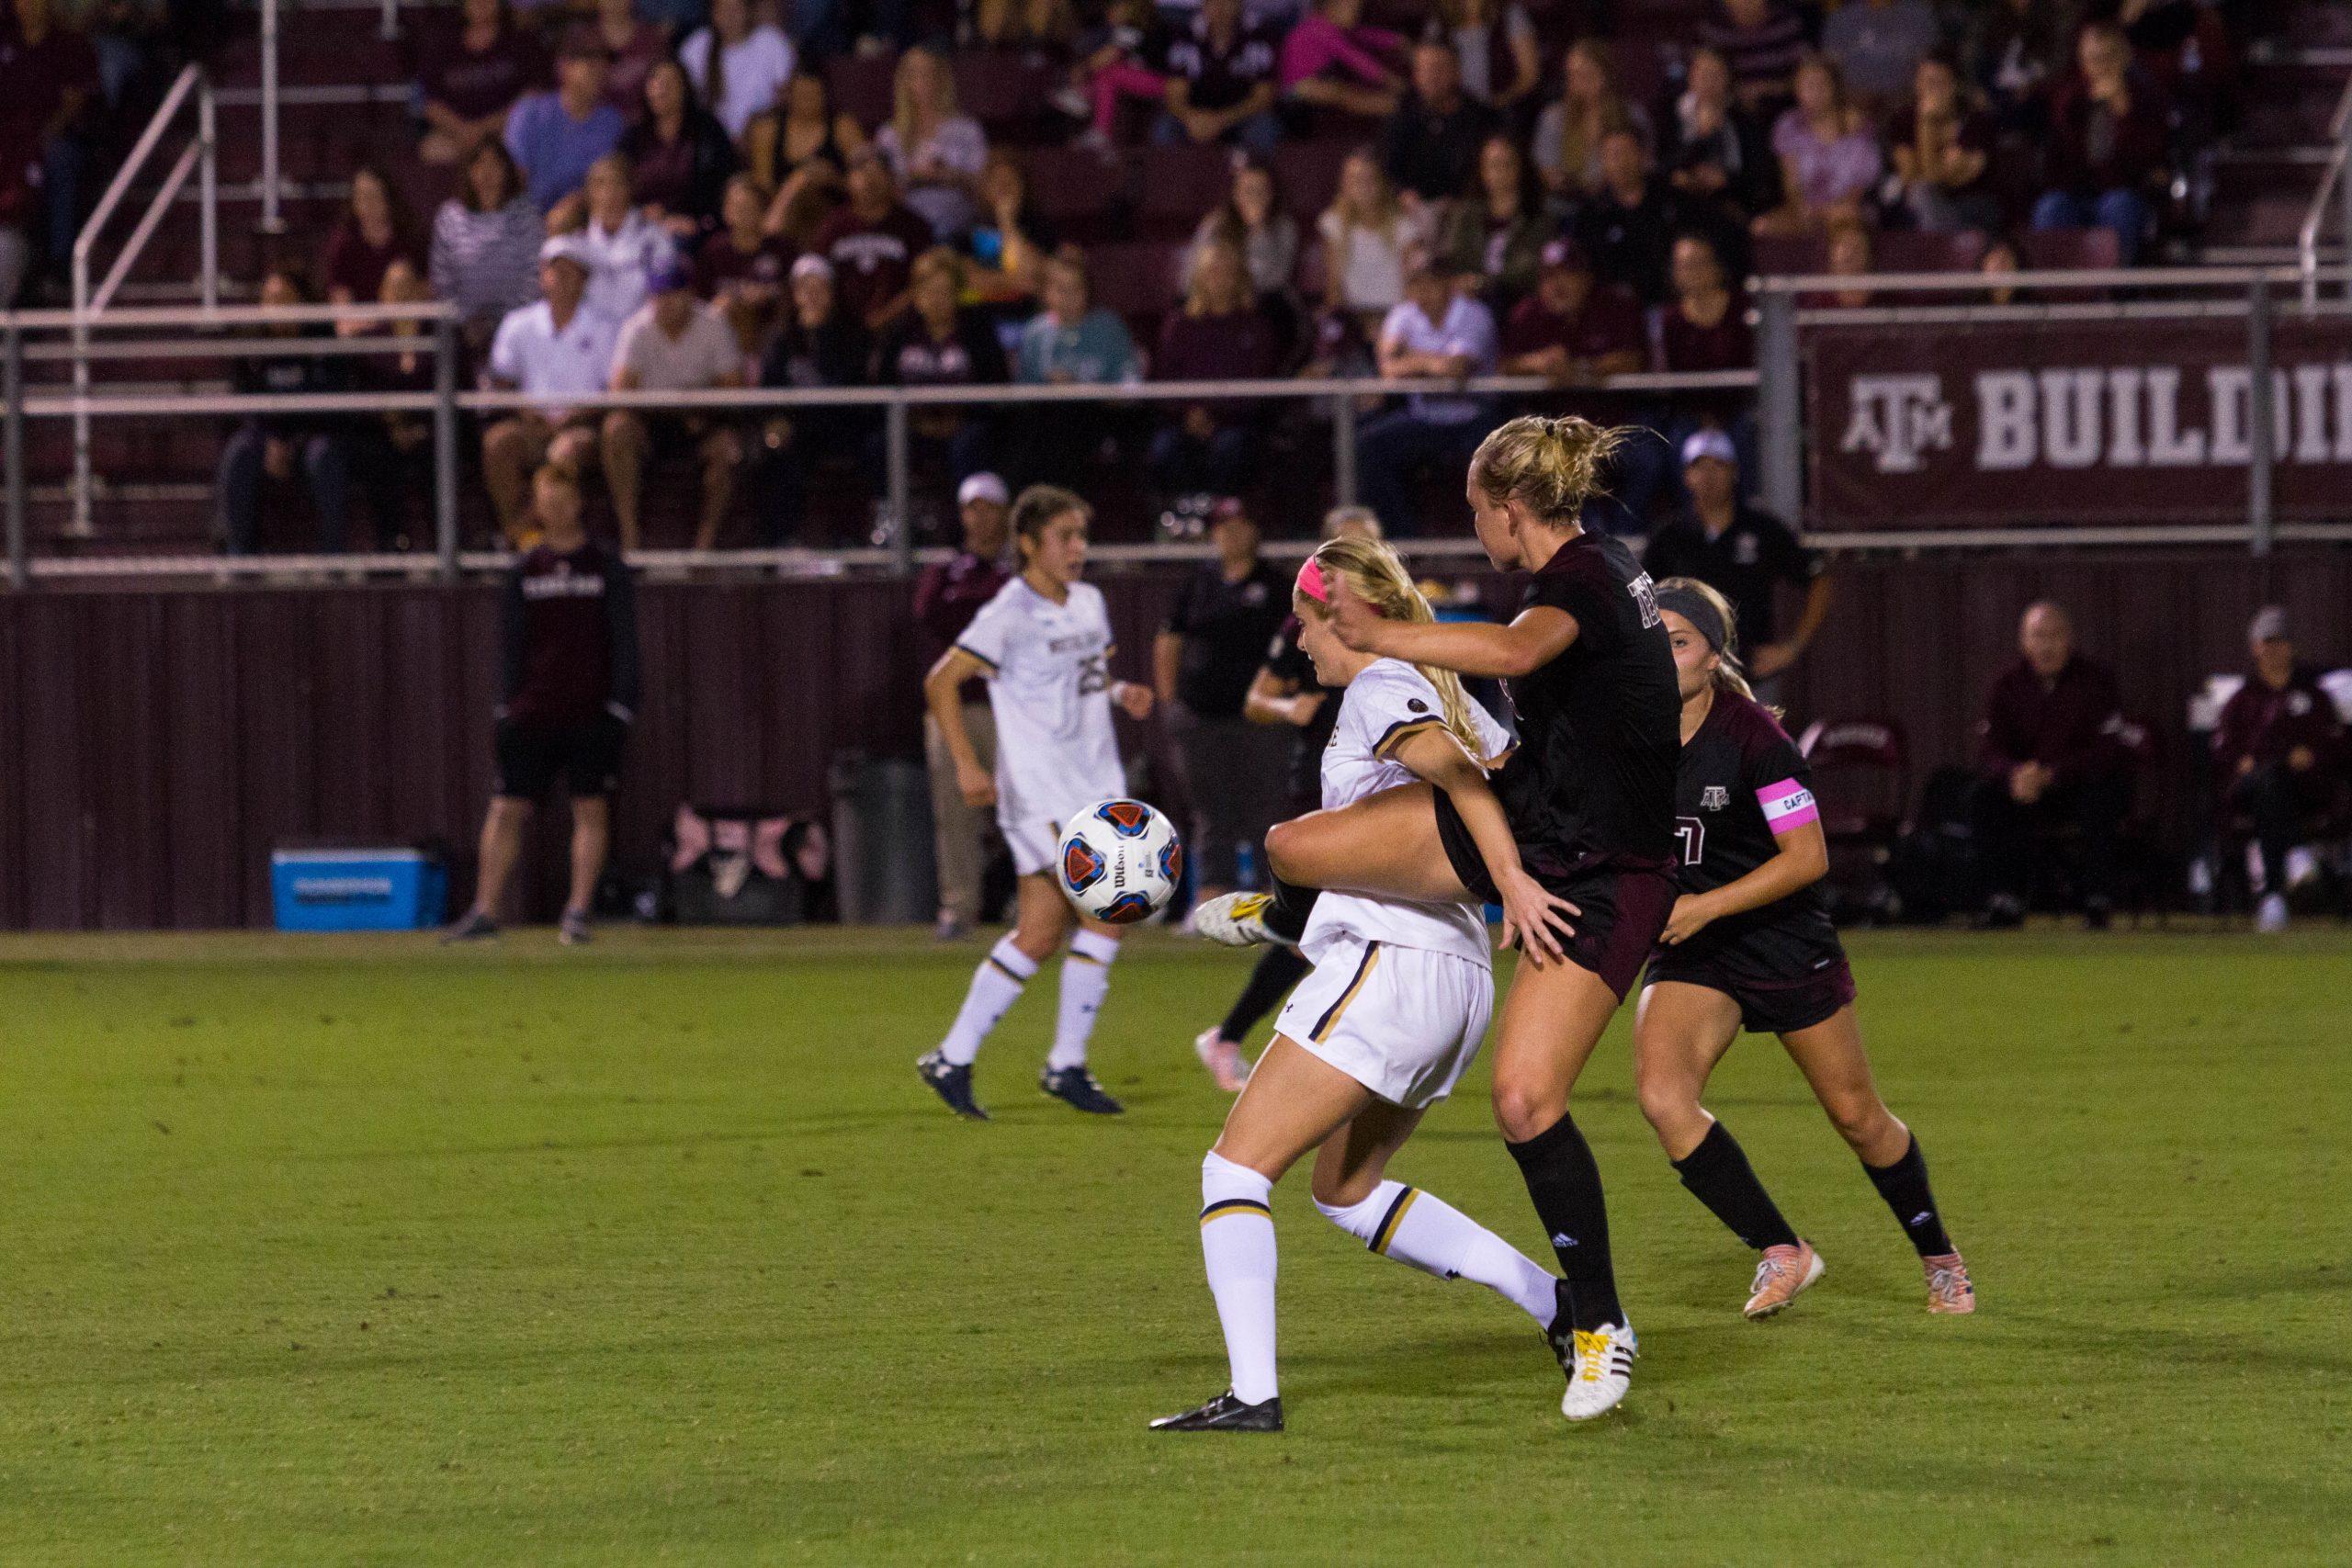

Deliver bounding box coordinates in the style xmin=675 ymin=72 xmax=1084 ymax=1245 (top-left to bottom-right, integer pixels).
xmin=1262 ymin=818 xmax=1306 ymax=880
xmin=1634 ymin=1063 xmax=1699 ymax=1137
xmin=1490 ymin=1075 xmax=1564 ymax=1144
xmin=1823 ymin=1090 xmax=1888 ymax=1149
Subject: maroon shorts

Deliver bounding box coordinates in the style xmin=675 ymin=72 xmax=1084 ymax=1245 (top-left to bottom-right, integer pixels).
xmin=1645 ymin=955 xmax=1858 ymax=1036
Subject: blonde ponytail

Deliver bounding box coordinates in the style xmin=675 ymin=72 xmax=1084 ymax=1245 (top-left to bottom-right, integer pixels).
xmin=1306 ymin=537 xmax=1487 ymax=762
xmin=1469 ymin=413 xmax=1630 ymax=525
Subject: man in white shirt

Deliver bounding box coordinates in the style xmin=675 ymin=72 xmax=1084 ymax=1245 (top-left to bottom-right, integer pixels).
xmin=603 ymin=258 xmax=746 ymax=550
xmin=482 ymin=235 xmax=620 ymax=544
xmin=1354 ymin=264 xmax=1499 ymax=536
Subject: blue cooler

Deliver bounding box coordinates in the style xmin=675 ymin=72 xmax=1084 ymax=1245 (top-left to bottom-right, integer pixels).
xmin=270 ymin=848 xmax=447 ymax=931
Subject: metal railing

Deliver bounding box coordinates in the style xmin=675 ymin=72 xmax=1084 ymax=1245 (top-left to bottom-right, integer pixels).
xmin=1753 ymin=264 xmax=2352 ymax=558
xmin=70 ymin=63 xmax=217 ymax=537
xmin=2298 ymin=73 xmax=2352 ymax=308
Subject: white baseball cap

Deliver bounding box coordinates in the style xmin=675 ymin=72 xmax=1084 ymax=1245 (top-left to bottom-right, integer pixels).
xmin=1680 ymin=429 xmax=1737 ymax=468
xmin=957 ymin=472 xmax=1010 ymax=507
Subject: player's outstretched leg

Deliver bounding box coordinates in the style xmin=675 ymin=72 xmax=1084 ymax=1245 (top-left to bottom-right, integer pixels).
xmin=1634 ymin=981 xmax=1824 ymax=1320
xmin=1040 ymin=927 xmax=1124 ymax=1114
xmin=1778 ymin=1007 xmax=1975 ymax=1314
xmin=1194 ymin=944 xmax=1312 ymax=1092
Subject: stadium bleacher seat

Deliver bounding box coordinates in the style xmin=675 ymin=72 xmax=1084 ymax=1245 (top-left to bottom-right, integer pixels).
xmin=1137 ymin=143 xmax=1244 ymax=240
xmin=2020 ymin=226 xmax=2123 ymax=274
xmin=1874 ymin=230 xmax=1991 ymax=275
xmin=1085 ymin=240 xmax=1188 ymax=326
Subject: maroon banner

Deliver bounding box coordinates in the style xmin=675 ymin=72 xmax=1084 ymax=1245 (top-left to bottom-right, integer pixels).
xmin=1805 ymin=317 xmax=2352 ymax=529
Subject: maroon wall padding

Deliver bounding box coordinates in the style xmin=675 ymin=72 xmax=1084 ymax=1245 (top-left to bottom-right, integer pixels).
xmin=2 ymin=549 xmax=2345 ymax=931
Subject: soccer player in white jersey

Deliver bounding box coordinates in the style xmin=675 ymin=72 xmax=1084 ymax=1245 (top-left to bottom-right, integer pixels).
xmin=917 ymin=485 xmax=1156 ymax=1119
xmin=1153 ymin=537 xmax=1570 ymax=1433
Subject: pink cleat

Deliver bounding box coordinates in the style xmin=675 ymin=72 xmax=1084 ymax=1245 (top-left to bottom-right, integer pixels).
xmin=1743 ymin=1240 xmax=1826 ymax=1320
xmin=1193 ymin=1027 xmax=1251 ymax=1094
xmin=1923 ymin=1251 xmax=1976 ymax=1314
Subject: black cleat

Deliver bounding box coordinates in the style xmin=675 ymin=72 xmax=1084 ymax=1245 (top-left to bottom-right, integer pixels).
xmin=917 ymin=1051 xmax=989 ymax=1121
xmin=1150 ymin=1390 xmax=1283 ymax=1432
xmin=440 ymin=909 xmax=500 ymax=944
xmin=1040 ymin=1065 xmax=1125 ymax=1115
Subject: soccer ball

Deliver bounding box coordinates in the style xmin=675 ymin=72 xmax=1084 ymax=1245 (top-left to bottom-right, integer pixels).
xmin=1057 ymin=799 xmax=1183 ymax=925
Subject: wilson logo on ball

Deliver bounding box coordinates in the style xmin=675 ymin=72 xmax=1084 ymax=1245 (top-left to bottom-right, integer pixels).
xmin=1094 ymin=800 xmax=1153 ymax=838
xmin=1062 ymin=839 xmax=1107 ymax=893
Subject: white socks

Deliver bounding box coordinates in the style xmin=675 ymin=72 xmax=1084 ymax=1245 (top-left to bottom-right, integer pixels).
xmin=937 ymin=936 xmax=1038 ymax=1066
xmin=1198 ymin=1151 xmax=1279 ymax=1404
xmin=1317 ymin=1179 xmax=1559 ymax=1327
xmin=1046 ymin=930 xmax=1119 ymax=1071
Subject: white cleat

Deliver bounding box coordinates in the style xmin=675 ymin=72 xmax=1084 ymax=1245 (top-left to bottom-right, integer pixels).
xmin=1190 ymin=893 xmax=1277 ymax=948
xmin=1193 ymin=1027 xmax=1251 ymax=1093
xmin=1558 ymin=1322 xmax=1637 ymax=1422
xmin=2256 ymin=892 xmax=2290 ymax=933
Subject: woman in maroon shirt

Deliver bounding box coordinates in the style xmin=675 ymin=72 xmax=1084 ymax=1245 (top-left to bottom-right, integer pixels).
xmin=619 ymin=59 xmax=740 ymax=243
xmin=321 ymin=165 xmax=423 ymax=336
xmin=413 ymin=0 xmax=547 ymax=164
xmin=1148 ymin=238 xmax=1281 ymax=501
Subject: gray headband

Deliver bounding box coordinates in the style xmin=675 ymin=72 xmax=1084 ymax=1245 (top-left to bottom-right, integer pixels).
xmin=1654 ymin=586 xmax=1729 ymax=654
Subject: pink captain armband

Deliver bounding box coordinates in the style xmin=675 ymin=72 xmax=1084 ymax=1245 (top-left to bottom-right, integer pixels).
xmin=1756 ymin=778 xmax=1819 ymax=833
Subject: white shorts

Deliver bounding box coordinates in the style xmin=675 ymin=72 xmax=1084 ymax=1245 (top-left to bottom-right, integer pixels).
xmin=1003 ymin=816 xmax=1062 ymax=878
xmin=1274 ymin=935 xmax=1494 ymax=1109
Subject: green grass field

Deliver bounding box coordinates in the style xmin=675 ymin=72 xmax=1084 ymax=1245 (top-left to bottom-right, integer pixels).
xmin=2 ymin=926 xmax=2347 ymax=1565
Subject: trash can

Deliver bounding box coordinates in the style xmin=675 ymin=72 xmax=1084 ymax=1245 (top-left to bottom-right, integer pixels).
xmin=828 ymin=750 xmax=938 ymax=924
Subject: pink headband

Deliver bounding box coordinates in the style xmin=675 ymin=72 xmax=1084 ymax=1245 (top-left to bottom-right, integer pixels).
xmin=1295 ymin=558 xmax=1329 ymax=604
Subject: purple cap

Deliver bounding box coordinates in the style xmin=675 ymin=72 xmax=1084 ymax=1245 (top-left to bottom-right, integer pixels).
xmin=1540 ymin=237 xmax=1591 ymax=274
xmin=647 ymin=256 xmax=694 ymax=295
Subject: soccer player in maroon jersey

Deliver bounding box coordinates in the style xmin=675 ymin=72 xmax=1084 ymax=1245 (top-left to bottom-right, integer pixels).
xmin=1634 ymin=578 xmax=1974 ymax=1318
xmin=1193 ymin=415 xmax=1679 ymax=1420
xmin=444 ymin=463 xmax=640 ymax=947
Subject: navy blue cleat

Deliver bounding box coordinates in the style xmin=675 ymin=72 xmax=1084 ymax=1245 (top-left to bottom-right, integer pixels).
xmin=917 ymin=1051 xmax=989 ymax=1121
xmin=1039 ymin=1065 xmax=1124 ymax=1115
xmin=1150 ymin=1391 xmax=1283 ymax=1432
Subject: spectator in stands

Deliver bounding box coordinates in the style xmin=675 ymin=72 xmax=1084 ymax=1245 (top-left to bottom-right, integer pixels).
xmin=2032 ymin=20 xmax=2167 ymax=266
xmin=0 ymin=159 xmax=28 ymax=308
xmin=1574 ymin=127 xmax=1681 ymax=305
xmin=1645 ymin=430 xmax=1829 ymax=698
xmin=1019 ymin=245 xmax=1140 ymax=387
xmin=589 ymin=0 xmax=666 ymax=116
xmin=2216 ymin=606 xmax=2347 ymax=934
xmin=1070 ymin=0 xmax=1170 ymax=152
xmin=1658 ymin=43 xmax=1781 ymax=233
xmin=876 ymin=46 xmax=989 ymax=243
xmin=697 ymin=172 xmax=792 ymax=356
xmin=1423 ymin=0 xmax=1538 ymax=124
xmin=1380 ymin=40 xmax=1499 ymax=205
xmin=1660 ymin=231 xmax=1751 ymax=370
xmin=916 ymin=472 xmax=1013 ymax=940
xmin=1962 ymin=0 xmax=2069 ymax=130
xmin=978 ymin=0 xmax=1073 ymax=50
xmin=604 ymin=258 xmax=745 ymax=550
xmin=1279 ymin=0 xmax=1406 ymax=125
xmin=1532 ymin=37 xmax=1652 ymax=204
xmin=679 ymin=0 xmax=794 ymax=145
xmin=1192 ymin=153 xmax=1298 ymax=347
xmin=1156 ymin=496 xmax=1291 ymax=902
xmin=413 ymin=0 xmax=546 ymax=166
xmin=219 ymin=266 xmax=354 ymax=557
xmin=744 ymin=71 xmax=861 ymax=240
xmin=351 ymin=259 xmax=439 ymax=552
xmin=1979 ymin=234 xmax=2023 ymax=303
xmin=1500 ymin=235 xmax=1644 ymax=384
xmin=505 ymin=28 xmax=625 ymax=214
xmin=620 ymin=59 xmax=740 ymax=243
xmin=1437 ymin=133 xmax=1547 ymax=311
xmin=1886 ymin=52 xmax=2001 ymax=234
xmin=1356 ymin=264 xmax=1498 ymax=536
xmin=1971 ymin=600 xmax=2132 ymax=931
xmin=812 ymin=146 xmax=933 ymax=329
xmin=1156 ymin=0 xmax=1283 ymax=158
xmin=876 ymin=247 xmax=1007 ymax=490
xmin=0 ymin=0 xmax=98 ymax=287
xmin=1754 ymin=52 xmax=1883 ymax=239
xmin=322 ymin=165 xmax=424 ymax=338
xmin=573 ymin=153 xmax=676 ymax=326
xmin=1700 ymin=0 xmax=1808 ymax=116
xmin=481 ymin=236 xmax=618 ymax=543
xmin=963 ymin=151 xmax=1056 ymax=308
xmin=753 ymin=254 xmax=871 ymax=545
xmin=1150 ymin=237 xmax=1281 ymax=500
xmin=1821 ymin=0 xmax=1942 ymax=118
xmin=442 ymin=460 xmax=639 ymax=948
xmin=1822 ymin=217 xmax=1874 ymax=307
xmin=1317 ymin=145 xmax=1420 ymax=330
xmin=432 ymin=137 xmax=545 ymax=355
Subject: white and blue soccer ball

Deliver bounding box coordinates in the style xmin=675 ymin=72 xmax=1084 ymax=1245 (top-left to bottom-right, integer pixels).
xmin=1057 ymin=799 xmax=1183 ymax=925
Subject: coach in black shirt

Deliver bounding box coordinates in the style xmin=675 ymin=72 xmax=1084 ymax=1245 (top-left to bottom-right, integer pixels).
xmin=1379 ymin=42 xmax=1502 ymax=203
xmin=1642 ymin=429 xmax=1831 ymax=694
xmin=445 ymin=462 xmax=640 ymax=948
xmin=1155 ymin=498 xmax=1291 ymax=901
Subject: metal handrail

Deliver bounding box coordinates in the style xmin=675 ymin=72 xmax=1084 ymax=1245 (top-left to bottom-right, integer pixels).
xmin=2297 ymin=74 xmax=2352 ymax=308
xmin=1755 ymin=264 xmax=2352 ymax=295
